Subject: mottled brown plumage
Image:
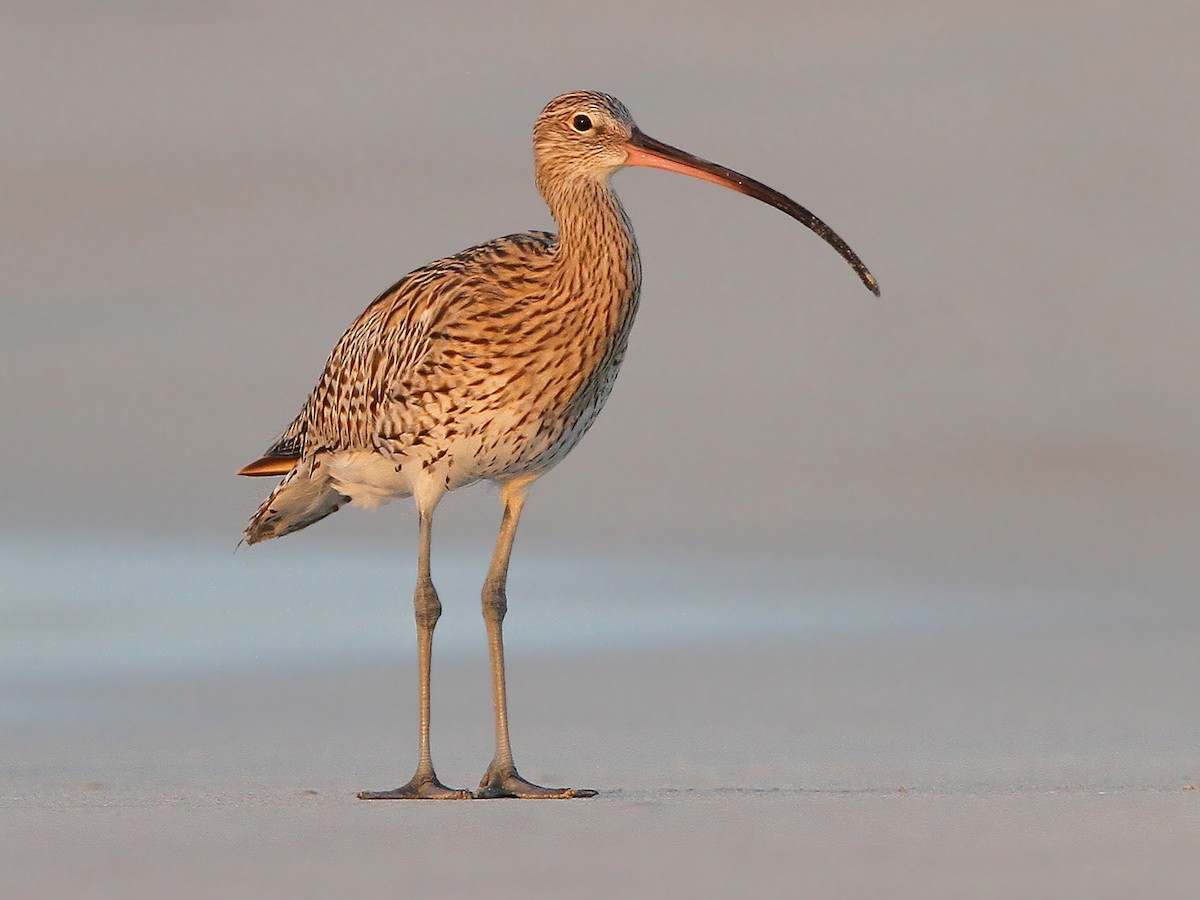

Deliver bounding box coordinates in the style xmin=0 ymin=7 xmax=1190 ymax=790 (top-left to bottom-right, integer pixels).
xmin=239 ymin=91 xmax=877 ymax=799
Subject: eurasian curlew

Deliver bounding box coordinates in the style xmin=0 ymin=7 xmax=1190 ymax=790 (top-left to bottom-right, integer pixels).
xmin=239 ymin=91 xmax=879 ymax=799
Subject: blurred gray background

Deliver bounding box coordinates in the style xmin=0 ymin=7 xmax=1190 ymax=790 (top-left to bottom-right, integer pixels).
xmin=2 ymin=1 xmax=1196 ymax=588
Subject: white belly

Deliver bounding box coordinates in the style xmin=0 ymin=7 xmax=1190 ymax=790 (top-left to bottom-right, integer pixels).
xmin=324 ymin=451 xmax=414 ymax=508
xmin=323 ymin=439 xmax=495 ymax=509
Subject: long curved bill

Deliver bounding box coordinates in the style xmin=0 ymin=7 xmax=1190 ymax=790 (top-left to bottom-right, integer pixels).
xmin=624 ymin=129 xmax=880 ymax=296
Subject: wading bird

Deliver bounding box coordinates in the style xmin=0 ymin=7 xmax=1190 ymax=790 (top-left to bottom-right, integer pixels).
xmin=239 ymin=91 xmax=878 ymax=799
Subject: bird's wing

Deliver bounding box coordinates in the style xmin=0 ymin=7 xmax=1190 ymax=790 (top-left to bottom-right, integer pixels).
xmin=247 ymin=231 xmax=557 ymax=465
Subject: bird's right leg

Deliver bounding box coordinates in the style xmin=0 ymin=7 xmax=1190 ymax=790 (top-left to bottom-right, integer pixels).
xmin=358 ymin=507 xmax=470 ymax=800
xmin=474 ymin=477 xmax=597 ymax=799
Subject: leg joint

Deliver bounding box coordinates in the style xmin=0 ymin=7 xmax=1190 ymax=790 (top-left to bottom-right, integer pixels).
xmin=414 ymin=580 xmax=442 ymax=628
xmin=481 ymin=582 xmax=508 ymax=620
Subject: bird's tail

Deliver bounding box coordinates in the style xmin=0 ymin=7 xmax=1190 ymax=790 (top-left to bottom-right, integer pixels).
xmin=242 ymin=455 xmax=348 ymax=545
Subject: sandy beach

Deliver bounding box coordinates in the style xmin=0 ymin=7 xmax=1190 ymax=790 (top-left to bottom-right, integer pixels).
xmin=6 ymin=607 xmax=1199 ymax=898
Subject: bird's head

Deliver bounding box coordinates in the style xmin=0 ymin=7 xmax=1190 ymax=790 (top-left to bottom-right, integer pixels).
xmin=532 ymin=90 xmax=880 ymax=295
xmin=533 ymin=91 xmax=637 ymax=188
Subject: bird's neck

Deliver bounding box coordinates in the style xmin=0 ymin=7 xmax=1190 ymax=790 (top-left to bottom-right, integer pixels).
xmin=544 ymin=176 xmax=641 ymax=315
xmin=532 ymin=174 xmax=644 ymax=421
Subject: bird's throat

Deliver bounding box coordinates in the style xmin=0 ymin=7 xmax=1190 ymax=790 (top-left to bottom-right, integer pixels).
xmin=547 ymin=178 xmax=641 ymax=318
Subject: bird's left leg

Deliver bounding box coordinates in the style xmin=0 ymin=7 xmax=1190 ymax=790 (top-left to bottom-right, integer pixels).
xmin=474 ymin=476 xmax=597 ymax=799
xmin=358 ymin=500 xmax=470 ymax=800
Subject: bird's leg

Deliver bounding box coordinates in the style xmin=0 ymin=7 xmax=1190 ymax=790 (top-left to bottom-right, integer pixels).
xmin=474 ymin=479 xmax=597 ymax=800
xmin=358 ymin=508 xmax=470 ymax=800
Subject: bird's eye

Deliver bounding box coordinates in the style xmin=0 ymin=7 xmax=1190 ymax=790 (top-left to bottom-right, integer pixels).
xmin=572 ymin=114 xmax=593 ymax=133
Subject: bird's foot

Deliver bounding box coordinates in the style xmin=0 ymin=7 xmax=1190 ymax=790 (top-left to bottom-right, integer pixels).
xmin=357 ymin=772 xmax=471 ymax=800
xmin=474 ymin=763 xmax=598 ymax=799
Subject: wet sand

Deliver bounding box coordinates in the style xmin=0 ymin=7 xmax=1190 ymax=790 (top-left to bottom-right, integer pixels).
xmin=5 ymin=622 xmax=1198 ymax=898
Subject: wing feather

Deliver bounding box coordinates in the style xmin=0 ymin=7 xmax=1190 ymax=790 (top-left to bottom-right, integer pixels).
xmin=248 ymin=231 xmax=556 ymax=462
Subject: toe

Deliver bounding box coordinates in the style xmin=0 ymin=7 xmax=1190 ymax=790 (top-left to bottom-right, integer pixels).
xmin=358 ymin=776 xmax=471 ymax=800
xmin=475 ymin=770 xmax=597 ymax=799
